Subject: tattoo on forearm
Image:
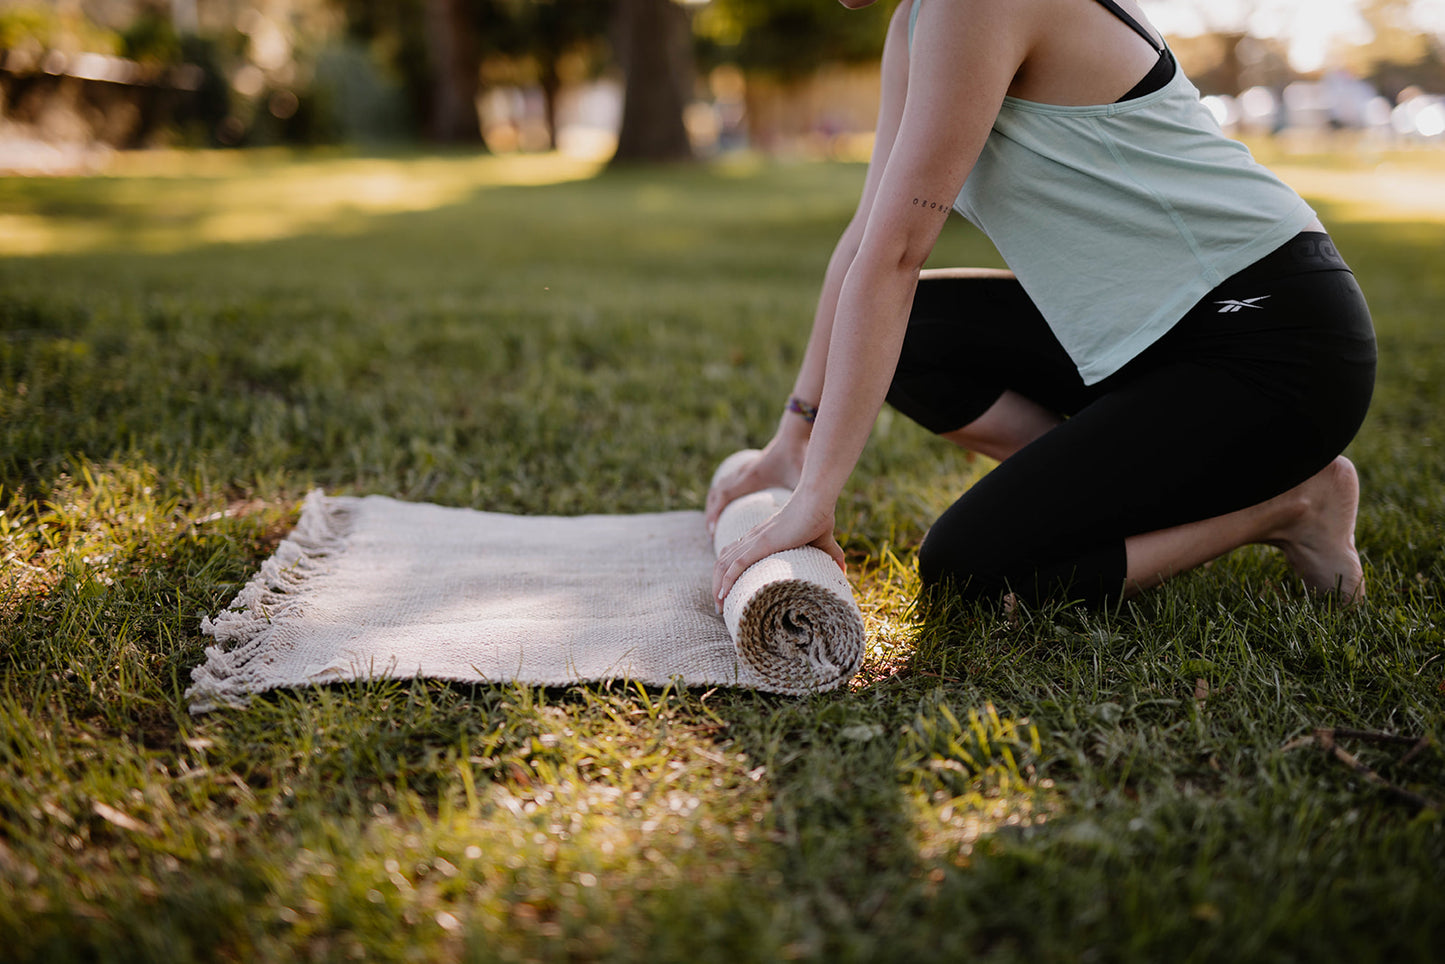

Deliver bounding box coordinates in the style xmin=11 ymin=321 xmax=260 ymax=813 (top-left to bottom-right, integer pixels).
xmin=912 ymin=197 xmax=950 ymax=213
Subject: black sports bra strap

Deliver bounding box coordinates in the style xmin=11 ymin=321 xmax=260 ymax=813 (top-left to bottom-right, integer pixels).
xmin=1091 ymin=0 xmax=1165 ymax=53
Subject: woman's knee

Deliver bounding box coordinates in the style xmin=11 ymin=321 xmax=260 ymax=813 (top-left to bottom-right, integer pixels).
xmin=917 ymin=521 xmax=1009 ymax=599
xmin=917 ymin=505 xmax=1125 ymax=607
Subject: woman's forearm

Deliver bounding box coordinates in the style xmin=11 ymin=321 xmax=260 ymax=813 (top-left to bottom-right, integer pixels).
xmin=795 ymin=252 xmax=922 ymax=507
xmin=777 ymin=220 xmax=866 ymax=448
xmin=774 ymin=0 xmax=913 ymax=453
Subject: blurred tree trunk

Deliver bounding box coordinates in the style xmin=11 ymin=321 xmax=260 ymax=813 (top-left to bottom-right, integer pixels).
xmin=1214 ymin=31 xmax=1245 ymax=95
xmin=424 ymin=0 xmax=482 ymax=142
xmin=610 ymin=0 xmax=694 ymax=164
xmin=539 ymin=57 xmax=561 ymax=149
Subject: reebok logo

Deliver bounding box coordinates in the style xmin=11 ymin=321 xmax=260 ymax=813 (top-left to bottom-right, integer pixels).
xmin=1215 ymin=296 xmax=1270 ymax=313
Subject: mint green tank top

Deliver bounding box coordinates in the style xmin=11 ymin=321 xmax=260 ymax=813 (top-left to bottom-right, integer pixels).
xmin=908 ymin=0 xmax=1316 ymax=384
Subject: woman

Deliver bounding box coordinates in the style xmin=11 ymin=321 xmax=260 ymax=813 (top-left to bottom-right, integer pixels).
xmin=707 ymin=0 xmax=1376 ymax=611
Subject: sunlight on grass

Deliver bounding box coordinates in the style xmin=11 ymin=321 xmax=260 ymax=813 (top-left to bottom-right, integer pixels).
xmin=1278 ymin=162 xmax=1445 ymax=222
xmin=0 ymin=151 xmax=603 ymax=256
xmin=1257 ymin=147 xmax=1445 ymax=224
xmin=851 ymin=547 xmax=923 ymax=688
xmin=899 ymin=697 xmax=1057 ymax=868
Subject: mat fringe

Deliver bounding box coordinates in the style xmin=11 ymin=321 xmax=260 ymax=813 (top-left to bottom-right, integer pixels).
xmin=186 ymin=491 xmax=355 ymax=711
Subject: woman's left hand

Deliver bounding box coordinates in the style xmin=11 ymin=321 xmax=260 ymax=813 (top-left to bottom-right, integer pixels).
xmin=712 ymin=494 xmax=846 ymax=613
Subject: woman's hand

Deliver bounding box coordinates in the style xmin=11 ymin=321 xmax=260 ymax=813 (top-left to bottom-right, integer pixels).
xmin=704 ymin=432 xmax=808 ymax=536
xmin=712 ymin=494 xmax=845 ymax=612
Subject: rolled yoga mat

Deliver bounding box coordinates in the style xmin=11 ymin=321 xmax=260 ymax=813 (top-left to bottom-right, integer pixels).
xmin=185 ymin=451 xmax=865 ymax=712
xmin=708 ymin=450 xmax=865 ymax=695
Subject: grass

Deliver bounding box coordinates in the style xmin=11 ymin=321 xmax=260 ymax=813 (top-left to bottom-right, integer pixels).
xmin=1 ymin=145 xmax=1443 ymax=962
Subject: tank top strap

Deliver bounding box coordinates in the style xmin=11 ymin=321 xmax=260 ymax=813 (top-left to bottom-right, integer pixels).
xmin=1091 ymin=0 xmax=1165 ymax=53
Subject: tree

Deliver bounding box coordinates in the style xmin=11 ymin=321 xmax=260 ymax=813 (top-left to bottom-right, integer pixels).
xmin=328 ymin=0 xmax=896 ymax=160
xmin=336 ymin=0 xmax=697 ymax=161
xmin=491 ymin=0 xmax=611 ymax=149
xmin=337 ymin=0 xmax=510 ymax=143
xmin=424 ymin=0 xmax=482 ymax=141
xmin=692 ymin=0 xmax=891 ymax=151
xmin=695 ymin=0 xmax=891 ymax=79
xmin=335 ymin=0 xmax=435 ymax=139
xmin=609 ymin=0 xmax=693 ymax=164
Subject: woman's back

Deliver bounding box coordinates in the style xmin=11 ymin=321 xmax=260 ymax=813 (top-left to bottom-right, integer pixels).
xmin=975 ymin=0 xmax=1167 ymax=107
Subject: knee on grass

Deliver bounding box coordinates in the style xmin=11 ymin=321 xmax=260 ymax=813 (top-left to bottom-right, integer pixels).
xmin=918 ymin=527 xmax=1123 ymax=609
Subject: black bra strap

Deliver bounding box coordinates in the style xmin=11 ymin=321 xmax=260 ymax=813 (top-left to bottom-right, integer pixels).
xmin=1092 ymin=0 xmax=1165 ymax=53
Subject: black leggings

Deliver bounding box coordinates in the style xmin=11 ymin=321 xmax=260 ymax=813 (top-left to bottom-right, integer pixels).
xmin=886 ymin=233 xmax=1377 ymax=606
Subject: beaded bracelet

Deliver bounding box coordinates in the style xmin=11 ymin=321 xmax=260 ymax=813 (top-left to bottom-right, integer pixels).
xmin=786 ymin=395 xmax=819 ymax=424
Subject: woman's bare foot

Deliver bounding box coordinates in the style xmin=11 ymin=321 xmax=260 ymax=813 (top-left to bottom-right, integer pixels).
xmin=1265 ymin=456 xmax=1365 ymax=603
xmin=1124 ymin=456 xmax=1366 ymax=603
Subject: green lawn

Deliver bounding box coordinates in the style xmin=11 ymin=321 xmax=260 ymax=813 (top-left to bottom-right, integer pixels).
xmin=1 ymin=147 xmax=1442 ymax=962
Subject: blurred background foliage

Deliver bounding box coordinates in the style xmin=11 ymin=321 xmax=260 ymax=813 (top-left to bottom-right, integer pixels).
xmin=0 ymin=0 xmax=1443 ymax=170
xmin=0 ymin=0 xmax=895 ymax=165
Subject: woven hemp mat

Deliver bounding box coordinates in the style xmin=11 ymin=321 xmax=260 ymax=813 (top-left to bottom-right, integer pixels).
xmin=186 ymin=452 xmax=866 ymax=712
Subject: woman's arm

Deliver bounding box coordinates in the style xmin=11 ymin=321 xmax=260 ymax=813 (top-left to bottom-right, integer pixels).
xmin=713 ymin=0 xmax=1031 ymax=607
xmin=782 ymin=0 xmax=917 ymax=429
xmin=703 ymin=0 xmax=914 ymax=532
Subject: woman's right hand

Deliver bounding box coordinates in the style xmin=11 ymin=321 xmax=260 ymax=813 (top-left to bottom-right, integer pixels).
xmin=705 ymin=432 xmax=808 ymax=537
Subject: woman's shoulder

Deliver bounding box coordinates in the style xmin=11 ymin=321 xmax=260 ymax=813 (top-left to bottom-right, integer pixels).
xmin=907 ymin=0 xmax=1041 ymax=48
